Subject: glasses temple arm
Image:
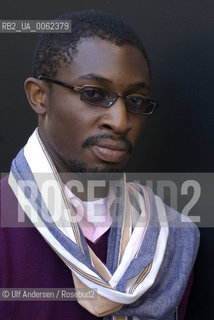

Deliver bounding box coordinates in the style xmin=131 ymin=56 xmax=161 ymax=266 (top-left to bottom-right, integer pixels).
xmin=38 ymin=75 xmax=76 ymax=91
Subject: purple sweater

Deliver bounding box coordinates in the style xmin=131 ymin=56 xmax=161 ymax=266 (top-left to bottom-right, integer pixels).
xmin=0 ymin=176 xmax=191 ymax=320
xmin=0 ymin=176 xmax=108 ymax=320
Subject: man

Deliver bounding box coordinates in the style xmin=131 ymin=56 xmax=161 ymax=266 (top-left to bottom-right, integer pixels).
xmin=0 ymin=10 xmax=199 ymax=320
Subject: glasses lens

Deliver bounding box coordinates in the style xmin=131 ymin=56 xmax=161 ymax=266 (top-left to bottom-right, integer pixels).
xmin=125 ymin=95 xmax=157 ymax=115
xmin=80 ymin=87 xmax=117 ymax=107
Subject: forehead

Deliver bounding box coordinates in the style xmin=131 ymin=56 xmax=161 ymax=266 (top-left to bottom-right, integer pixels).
xmin=56 ymin=37 xmax=150 ymax=88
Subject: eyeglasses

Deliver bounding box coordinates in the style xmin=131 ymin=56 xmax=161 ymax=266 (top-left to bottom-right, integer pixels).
xmin=38 ymin=75 xmax=159 ymax=115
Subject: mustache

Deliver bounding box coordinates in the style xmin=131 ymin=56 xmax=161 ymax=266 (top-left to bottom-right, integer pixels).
xmin=81 ymin=133 xmax=133 ymax=154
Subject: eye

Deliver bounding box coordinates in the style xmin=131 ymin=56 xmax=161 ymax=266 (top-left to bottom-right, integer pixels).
xmin=127 ymin=95 xmax=146 ymax=106
xmin=85 ymin=89 xmax=100 ymax=98
xmin=81 ymin=87 xmax=105 ymax=103
xmin=84 ymin=87 xmax=103 ymax=97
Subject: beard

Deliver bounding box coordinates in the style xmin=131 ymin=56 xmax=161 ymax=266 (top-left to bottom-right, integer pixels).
xmin=63 ymin=158 xmax=124 ymax=182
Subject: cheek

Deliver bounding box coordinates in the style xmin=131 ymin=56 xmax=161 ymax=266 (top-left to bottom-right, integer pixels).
xmin=49 ymin=92 xmax=99 ymax=128
xmin=48 ymin=114 xmax=86 ymax=150
xmin=46 ymin=99 xmax=99 ymax=152
xmin=129 ymin=117 xmax=146 ymax=145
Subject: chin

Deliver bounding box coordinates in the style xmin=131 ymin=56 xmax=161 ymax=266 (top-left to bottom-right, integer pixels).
xmin=66 ymin=158 xmax=126 ymax=172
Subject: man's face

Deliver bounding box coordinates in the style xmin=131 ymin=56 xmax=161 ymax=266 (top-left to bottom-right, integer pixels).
xmin=40 ymin=37 xmax=150 ymax=172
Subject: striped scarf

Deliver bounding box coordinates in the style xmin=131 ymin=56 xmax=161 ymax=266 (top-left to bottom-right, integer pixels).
xmin=8 ymin=129 xmax=200 ymax=320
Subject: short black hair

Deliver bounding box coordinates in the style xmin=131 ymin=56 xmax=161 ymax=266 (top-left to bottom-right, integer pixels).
xmin=32 ymin=10 xmax=150 ymax=78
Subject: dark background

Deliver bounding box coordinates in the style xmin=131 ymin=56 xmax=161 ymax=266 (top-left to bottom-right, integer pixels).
xmin=0 ymin=0 xmax=213 ymax=318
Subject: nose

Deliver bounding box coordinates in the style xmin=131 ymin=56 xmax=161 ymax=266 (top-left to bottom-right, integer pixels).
xmin=98 ymin=97 xmax=132 ymax=134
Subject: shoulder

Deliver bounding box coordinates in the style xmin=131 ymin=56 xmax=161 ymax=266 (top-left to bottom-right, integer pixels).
xmin=164 ymin=203 xmax=200 ymax=264
xmin=0 ymin=175 xmax=32 ymax=228
xmin=0 ymin=175 xmax=18 ymax=216
xmin=130 ymin=182 xmax=200 ymax=259
xmin=0 ymin=175 xmax=10 ymax=193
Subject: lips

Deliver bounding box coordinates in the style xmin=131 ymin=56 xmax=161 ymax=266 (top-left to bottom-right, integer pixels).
xmin=90 ymin=140 xmax=128 ymax=163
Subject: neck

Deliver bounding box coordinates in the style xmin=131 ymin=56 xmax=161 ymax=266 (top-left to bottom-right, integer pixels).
xmin=59 ymin=171 xmax=109 ymax=201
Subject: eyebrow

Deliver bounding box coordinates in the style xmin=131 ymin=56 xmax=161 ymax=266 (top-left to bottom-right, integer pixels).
xmin=77 ymin=73 xmax=112 ymax=84
xmin=77 ymin=73 xmax=150 ymax=90
xmin=128 ymin=82 xmax=150 ymax=91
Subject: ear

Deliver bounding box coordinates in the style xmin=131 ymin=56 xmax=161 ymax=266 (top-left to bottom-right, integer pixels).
xmin=24 ymin=77 xmax=49 ymax=115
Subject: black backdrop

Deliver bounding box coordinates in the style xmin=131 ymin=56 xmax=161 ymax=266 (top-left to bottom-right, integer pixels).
xmin=0 ymin=0 xmax=213 ymax=318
